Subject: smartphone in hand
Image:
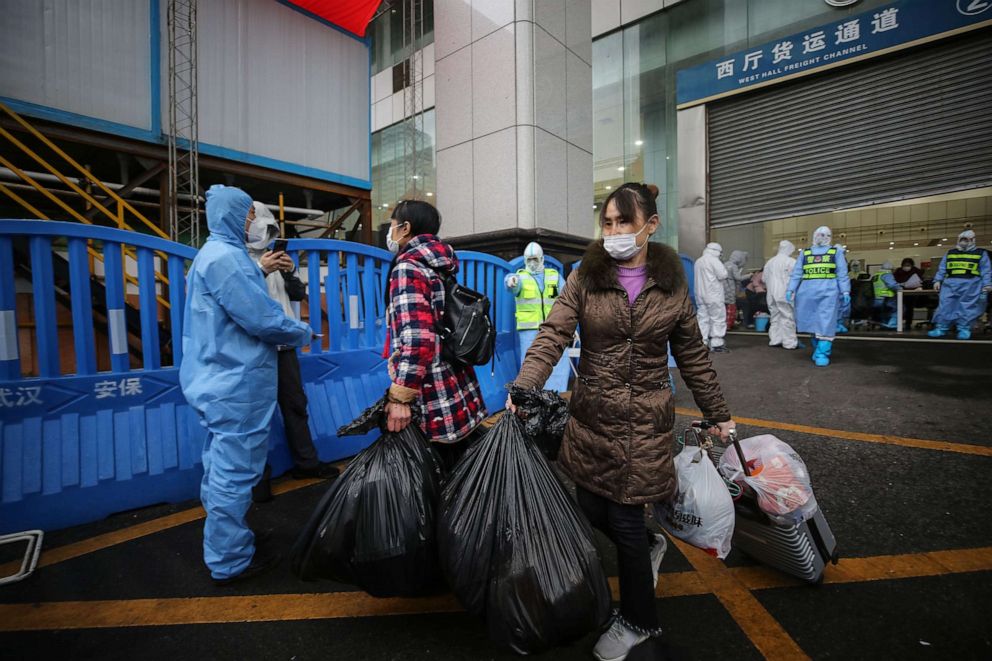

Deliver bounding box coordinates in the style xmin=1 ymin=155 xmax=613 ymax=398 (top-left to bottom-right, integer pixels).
xmin=272 ymin=238 xmax=288 ymax=253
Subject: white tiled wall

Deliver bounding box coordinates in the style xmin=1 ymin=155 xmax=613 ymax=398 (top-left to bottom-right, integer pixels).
xmin=415 ymin=0 xmax=593 ymax=237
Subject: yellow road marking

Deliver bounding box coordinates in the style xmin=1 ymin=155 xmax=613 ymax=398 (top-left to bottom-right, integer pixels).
xmin=0 ymin=547 xmax=989 ymax=632
xmin=0 ymin=477 xmax=323 ymax=578
xmin=730 ymin=546 xmax=992 ymax=590
xmin=675 ymin=408 xmax=992 ymax=457
xmin=670 ymin=538 xmax=810 ymax=661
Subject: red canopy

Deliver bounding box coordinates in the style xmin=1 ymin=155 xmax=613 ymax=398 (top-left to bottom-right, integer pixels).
xmin=282 ymin=0 xmax=382 ymax=38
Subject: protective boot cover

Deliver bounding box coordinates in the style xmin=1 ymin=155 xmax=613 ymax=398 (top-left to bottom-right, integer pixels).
xmin=438 ymin=413 xmax=610 ymax=654
xmin=290 ymin=397 xmax=445 ymax=597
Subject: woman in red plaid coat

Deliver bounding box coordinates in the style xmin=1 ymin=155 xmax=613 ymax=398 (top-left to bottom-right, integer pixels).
xmin=383 ymin=200 xmax=487 ymax=469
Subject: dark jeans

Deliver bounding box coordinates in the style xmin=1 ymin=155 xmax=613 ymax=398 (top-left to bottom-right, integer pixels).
xmin=277 ymin=349 xmax=319 ymax=470
xmin=576 ymin=486 xmax=658 ymax=630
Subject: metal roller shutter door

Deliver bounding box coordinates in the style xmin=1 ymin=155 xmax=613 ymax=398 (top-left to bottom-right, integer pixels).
xmin=708 ymin=29 xmax=992 ymax=229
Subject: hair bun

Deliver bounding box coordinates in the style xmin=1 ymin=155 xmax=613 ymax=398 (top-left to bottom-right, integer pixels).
xmin=645 ymin=184 xmax=660 ymax=200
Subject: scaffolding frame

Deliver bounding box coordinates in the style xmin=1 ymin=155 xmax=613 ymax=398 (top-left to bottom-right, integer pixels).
xmin=402 ymin=0 xmax=425 ymax=200
xmin=166 ymin=0 xmax=200 ymax=246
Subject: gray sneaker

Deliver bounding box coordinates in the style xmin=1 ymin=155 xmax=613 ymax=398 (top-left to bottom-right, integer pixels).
xmin=593 ymin=618 xmax=649 ymax=661
xmin=650 ymin=532 xmax=668 ymax=588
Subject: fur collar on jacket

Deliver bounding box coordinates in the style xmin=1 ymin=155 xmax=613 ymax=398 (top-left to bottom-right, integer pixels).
xmin=578 ymin=239 xmax=686 ymax=294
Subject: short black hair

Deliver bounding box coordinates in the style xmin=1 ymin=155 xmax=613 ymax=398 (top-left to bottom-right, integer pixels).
xmin=392 ymin=200 xmax=441 ymax=236
xmin=901 ymin=257 xmax=915 ymax=267
xmin=599 ymin=182 xmax=660 ymax=225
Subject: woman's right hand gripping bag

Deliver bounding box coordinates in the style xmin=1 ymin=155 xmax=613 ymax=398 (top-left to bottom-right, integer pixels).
xmin=653 ymin=444 xmax=736 ymax=559
xmin=438 ymin=413 xmax=611 ymax=655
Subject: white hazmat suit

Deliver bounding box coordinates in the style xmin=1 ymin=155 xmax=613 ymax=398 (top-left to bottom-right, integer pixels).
xmin=694 ymin=242 xmax=728 ymax=349
xmin=763 ymin=240 xmax=798 ymax=349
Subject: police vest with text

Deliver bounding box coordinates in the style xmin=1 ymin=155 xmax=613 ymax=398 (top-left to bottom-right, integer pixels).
xmin=801 ymin=248 xmax=837 ymax=280
xmin=872 ymin=270 xmax=895 ymax=298
xmin=514 ymin=268 xmax=560 ymax=330
xmin=944 ymin=250 xmax=981 ymax=279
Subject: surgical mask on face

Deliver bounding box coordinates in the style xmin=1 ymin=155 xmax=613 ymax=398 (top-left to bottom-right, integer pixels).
xmin=603 ymin=223 xmax=649 ymax=261
xmin=386 ymin=224 xmax=402 ymax=254
xmin=246 ymin=221 xmax=266 ymax=245
xmin=902 ymin=266 xmax=911 ymax=272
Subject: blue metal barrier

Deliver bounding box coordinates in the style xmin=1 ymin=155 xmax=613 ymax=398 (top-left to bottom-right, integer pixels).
xmin=0 ymin=221 xmax=526 ymax=533
xmin=0 ymin=220 xmax=203 ymax=533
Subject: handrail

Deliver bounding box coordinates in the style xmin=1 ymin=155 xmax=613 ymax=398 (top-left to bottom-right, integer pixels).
xmin=0 ymin=101 xmax=170 ymax=240
xmin=0 ymin=102 xmax=176 ymax=305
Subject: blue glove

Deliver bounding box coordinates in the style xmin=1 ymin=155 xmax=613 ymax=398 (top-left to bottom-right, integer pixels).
xmin=785 ymin=290 xmax=794 ymax=304
xmin=842 ymin=293 xmax=851 ymax=306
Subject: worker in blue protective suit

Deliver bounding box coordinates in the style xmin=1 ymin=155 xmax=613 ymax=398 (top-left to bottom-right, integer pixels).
xmin=180 ymin=185 xmax=312 ymax=584
xmin=504 ymin=242 xmax=572 ymax=391
xmin=871 ymin=261 xmax=902 ymax=330
xmin=928 ymin=230 xmax=992 ymax=340
xmin=786 ymin=226 xmax=850 ymax=367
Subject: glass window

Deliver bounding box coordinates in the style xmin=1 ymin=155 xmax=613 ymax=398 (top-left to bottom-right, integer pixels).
xmin=370 ymin=0 xmax=435 ymax=76
xmin=590 ymin=0 xmax=903 ymax=250
xmin=371 ymin=109 xmax=437 ymax=231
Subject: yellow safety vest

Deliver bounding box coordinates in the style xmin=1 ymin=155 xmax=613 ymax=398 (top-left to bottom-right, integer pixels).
xmin=945 ymin=251 xmax=981 ymax=278
xmin=515 ymin=268 xmax=559 ymax=330
xmin=801 ymin=248 xmax=838 ymax=280
xmin=872 ymin=270 xmax=894 ymax=298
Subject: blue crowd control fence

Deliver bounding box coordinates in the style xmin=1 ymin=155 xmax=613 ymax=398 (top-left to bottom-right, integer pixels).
xmin=0 ymin=221 xmax=529 ymax=533
xmin=0 ymin=220 xmax=203 ymax=533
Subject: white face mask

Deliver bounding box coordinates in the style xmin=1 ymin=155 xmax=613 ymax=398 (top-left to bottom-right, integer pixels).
xmin=603 ymin=223 xmax=650 ymax=261
xmin=246 ymin=220 xmax=267 ymax=245
xmin=386 ymin=223 xmax=403 ymax=254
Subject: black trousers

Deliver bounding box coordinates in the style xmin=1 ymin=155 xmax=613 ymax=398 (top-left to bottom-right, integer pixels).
xmin=576 ymin=486 xmax=658 ymax=630
xmin=277 ymin=349 xmax=319 ymax=470
xmin=743 ymin=290 xmax=768 ymax=326
xmin=431 ymin=425 xmax=484 ymax=473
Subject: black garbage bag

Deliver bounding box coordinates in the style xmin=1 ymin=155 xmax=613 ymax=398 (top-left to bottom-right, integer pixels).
xmin=290 ymin=394 xmax=445 ymax=597
xmin=508 ymin=384 xmax=570 ymax=460
xmin=438 ymin=412 xmax=610 ymax=655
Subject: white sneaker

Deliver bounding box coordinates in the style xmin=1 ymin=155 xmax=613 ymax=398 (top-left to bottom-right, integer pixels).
xmin=650 ymin=532 xmax=667 ymax=589
xmin=593 ymin=618 xmax=650 ymax=661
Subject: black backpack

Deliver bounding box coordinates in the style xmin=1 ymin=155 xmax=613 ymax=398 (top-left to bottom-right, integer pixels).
xmin=429 ymin=267 xmax=497 ymax=369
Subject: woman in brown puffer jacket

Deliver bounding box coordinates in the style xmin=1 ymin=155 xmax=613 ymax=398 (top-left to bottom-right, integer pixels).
xmin=509 ymin=183 xmax=736 ymax=661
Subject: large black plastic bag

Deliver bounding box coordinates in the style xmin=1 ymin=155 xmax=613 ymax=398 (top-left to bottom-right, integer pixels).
xmin=508 ymin=384 xmax=570 ymax=460
xmin=438 ymin=412 xmax=610 ymax=654
xmin=290 ymin=394 xmax=445 ymax=597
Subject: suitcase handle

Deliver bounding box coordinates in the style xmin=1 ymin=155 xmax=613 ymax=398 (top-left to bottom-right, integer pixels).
xmin=692 ymin=420 xmax=751 ymax=478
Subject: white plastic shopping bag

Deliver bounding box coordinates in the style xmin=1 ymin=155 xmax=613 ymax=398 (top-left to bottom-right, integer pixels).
xmin=654 ymin=445 xmax=735 ymax=559
xmin=717 ymin=434 xmax=817 ymax=525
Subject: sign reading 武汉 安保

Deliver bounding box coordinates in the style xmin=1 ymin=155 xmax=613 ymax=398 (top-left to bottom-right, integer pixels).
xmin=676 ymin=0 xmax=992 ymax=108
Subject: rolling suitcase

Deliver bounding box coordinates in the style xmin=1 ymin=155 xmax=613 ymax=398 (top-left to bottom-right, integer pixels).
xmin=690 ymin=422 xmax=839 ymax=584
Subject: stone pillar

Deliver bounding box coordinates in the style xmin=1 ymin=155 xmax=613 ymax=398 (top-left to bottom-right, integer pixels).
xmin=677 ymin=104 xmax=707 ymax=259
xmin=434 ymin=0 xmax=593 ymax=251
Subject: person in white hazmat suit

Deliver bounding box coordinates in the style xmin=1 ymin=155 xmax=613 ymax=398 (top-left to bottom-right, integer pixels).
xmin=504 ymin=242 xmax=572 ymax=391
xmin=694 ymin=242 xmax=730 ymax=352
xmin=762 ymin=240 xmax=799 ymax=350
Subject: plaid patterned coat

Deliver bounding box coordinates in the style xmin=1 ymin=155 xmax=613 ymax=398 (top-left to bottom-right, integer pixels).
xmin=386 ymin=235 xmax=487 ymax=442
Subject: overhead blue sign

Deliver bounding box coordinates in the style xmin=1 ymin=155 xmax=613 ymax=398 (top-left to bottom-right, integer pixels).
xmin=676 ymin=0 xmax=992 ymax=107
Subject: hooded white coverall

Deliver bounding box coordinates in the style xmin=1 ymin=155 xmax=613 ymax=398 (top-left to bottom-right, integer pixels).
xmin=694 ymin=243 xmax=728 ymax=348
xmin=762 ymin=240 xmax=798 ymax=349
